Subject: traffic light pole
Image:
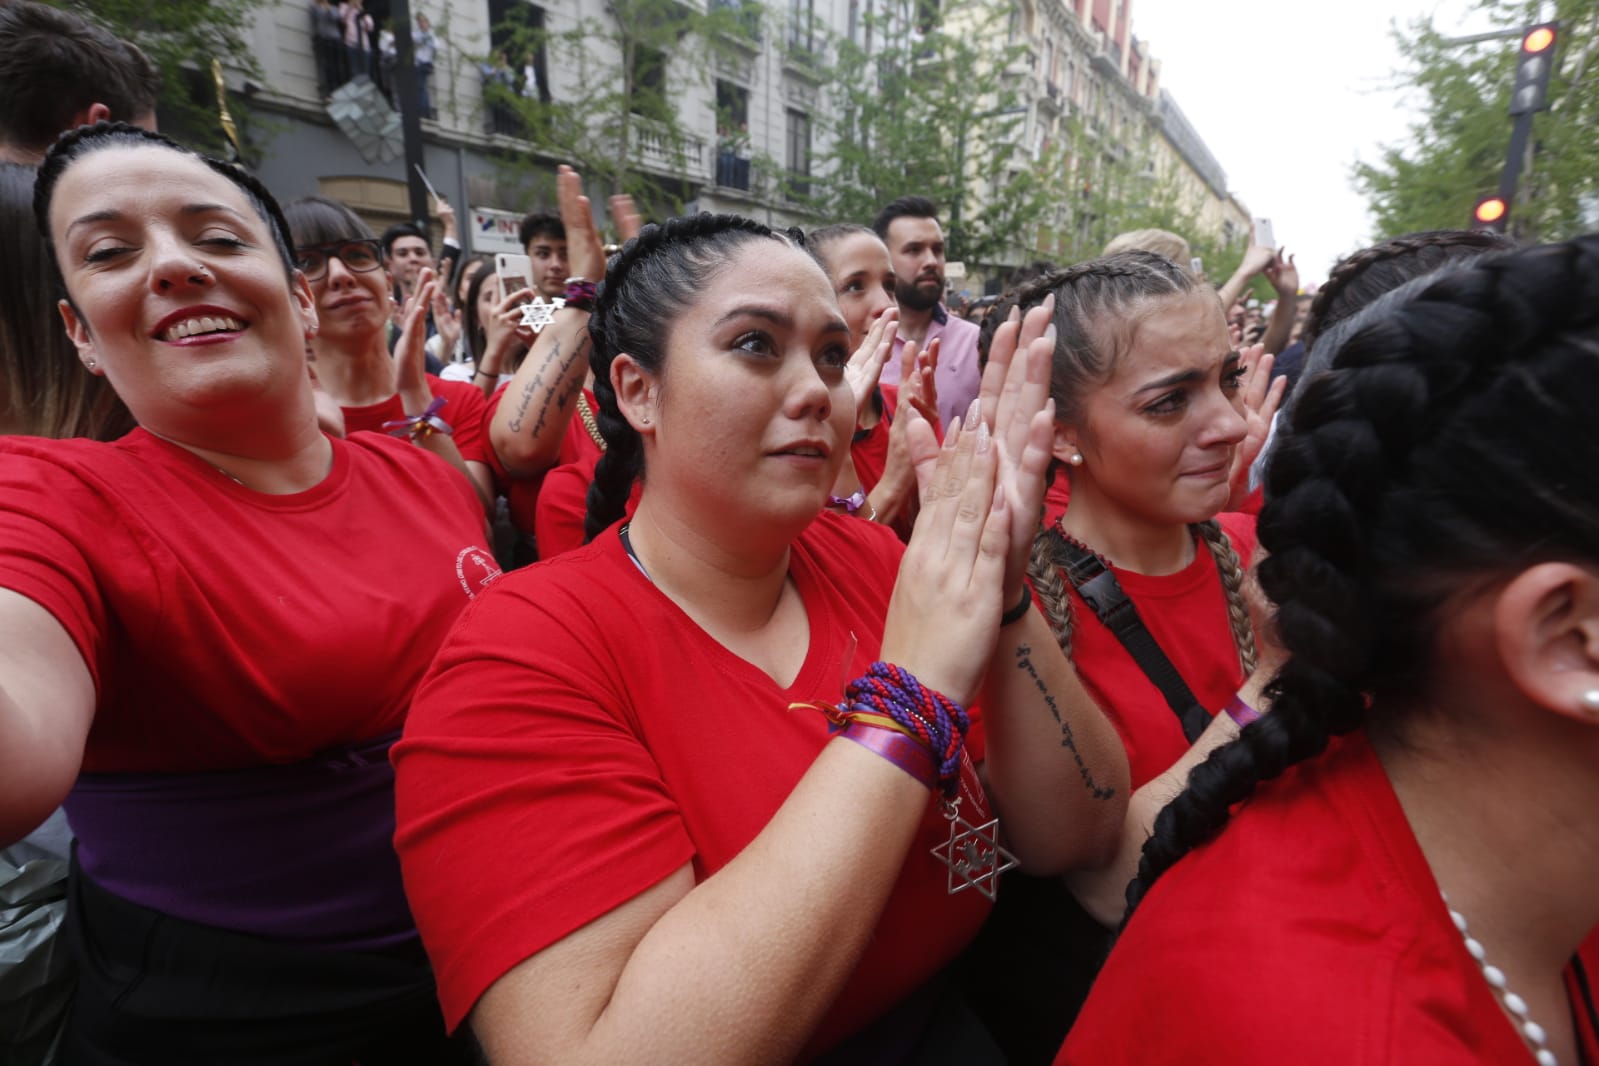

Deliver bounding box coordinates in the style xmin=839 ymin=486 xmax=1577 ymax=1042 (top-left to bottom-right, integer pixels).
xmin=1497 ymin=111 xmax=1536 ymax=205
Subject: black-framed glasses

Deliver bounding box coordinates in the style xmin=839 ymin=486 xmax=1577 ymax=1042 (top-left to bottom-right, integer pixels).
xmin=295 ymin=239 xmax=384 ymax=281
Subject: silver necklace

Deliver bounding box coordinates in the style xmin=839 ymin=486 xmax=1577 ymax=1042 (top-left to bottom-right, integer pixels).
xmin=1444 ymin=892 xmax=1560 ymax=1066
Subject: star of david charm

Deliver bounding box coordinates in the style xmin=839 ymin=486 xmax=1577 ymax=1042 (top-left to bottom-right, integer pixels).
xmin=930 ymin=797 xmax=1018 ymax=901
xmin=519 ymin=295 xmax=565 ymax=333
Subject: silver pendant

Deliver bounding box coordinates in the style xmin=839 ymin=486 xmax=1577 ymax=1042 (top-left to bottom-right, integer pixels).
xmin=519 ymin=295 xmax=565 ymax=333
xmin=930 ymin=797 xmax=1018 ymax=901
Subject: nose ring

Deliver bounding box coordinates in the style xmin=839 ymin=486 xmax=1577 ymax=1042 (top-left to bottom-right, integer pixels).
xmin=189 ymin=265 xmax=213 ymax=285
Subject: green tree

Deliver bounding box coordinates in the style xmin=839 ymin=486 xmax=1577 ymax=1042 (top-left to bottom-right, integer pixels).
xmin=40 ymin=0 xmax=268 ymax=157
xmin=477 ymin=0 xmax=763 ymax=218
xmin=1354 ymin=0 xmax=1599 ymax=241
xmin=804 ymin=0 xmax=1058 ymax=268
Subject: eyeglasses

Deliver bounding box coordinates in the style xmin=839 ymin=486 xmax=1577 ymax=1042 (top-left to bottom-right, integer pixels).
xmin=295 ymin=239 xmax=384 ymax=281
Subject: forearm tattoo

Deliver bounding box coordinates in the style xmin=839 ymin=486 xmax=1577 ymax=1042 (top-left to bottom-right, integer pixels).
xmin=507 ymin=335 xmax=587 ymax=437
xmin=1015 ymin=644 xmax=1117 ymax=800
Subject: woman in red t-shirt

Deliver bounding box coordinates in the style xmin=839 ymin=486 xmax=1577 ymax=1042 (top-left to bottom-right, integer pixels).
xmin=992 ymin=253 xmax=1284 ymax=924
xmin=282 ymin=195 xmax=494 ymax=511
xmin=805 ymin=222 xmax=940 ymax=534
xmin=393 ymin=214 xmax=1132 ymax=1062
xmin=2 ymin=123 xmax=490 ymax=1062
xmin=1062 ymin=233 xmax=1599 ymax=1066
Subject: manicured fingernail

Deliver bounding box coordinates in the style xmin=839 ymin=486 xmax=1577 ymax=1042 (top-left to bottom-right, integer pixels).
xmin=1008 ymin=306 xmax=1020 ymax=324
xmin=946 ymin=415 xmax=961 ymax=445
xmin=965 ymin=398 xmax=981 ymax=427
xmin=1042 ymin=293 xmax=1056 ymax=314
xmin=1043 ymin=322 xmax=1058 ymax=346
xmin=976 ymin=419 xmax=990 ymax=454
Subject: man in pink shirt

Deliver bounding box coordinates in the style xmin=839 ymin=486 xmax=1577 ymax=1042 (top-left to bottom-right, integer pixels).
xmin=871 ymin=196 xmax=982 ymax=428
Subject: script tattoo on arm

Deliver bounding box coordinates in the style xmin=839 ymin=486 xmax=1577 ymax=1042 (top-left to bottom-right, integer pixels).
xmin=1014 ymin=643 xmax=1117 ymax=800
xmin=506 ymin=336 xmax=586 ymax=437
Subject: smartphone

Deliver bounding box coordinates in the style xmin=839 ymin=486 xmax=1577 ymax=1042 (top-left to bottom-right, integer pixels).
xmin=495 ymin=253 xmax=532 ymax=302
xmin=1189 ymin=256 xmax=1204 ymax=276
xmin=1252 ymin=217 xmax=1276 ymax=250
xmin=413 ymin=164 xmax=441 ymax=206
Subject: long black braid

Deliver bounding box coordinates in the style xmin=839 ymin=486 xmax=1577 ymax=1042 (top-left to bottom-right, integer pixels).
xmin=1122 ymin=234 xmax=1599 ymax=926
xmin=582 ymin=213 xmax=790 ymax=542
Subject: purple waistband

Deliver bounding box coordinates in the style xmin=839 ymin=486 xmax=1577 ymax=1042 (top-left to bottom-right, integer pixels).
xmin=65 ymin=733 xmax=417 ymax=951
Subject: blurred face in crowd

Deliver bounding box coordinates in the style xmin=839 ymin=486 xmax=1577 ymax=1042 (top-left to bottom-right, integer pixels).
xmin=1059 ymin=292 xmax=1247 ymax=532
xmin=388 ymin=234 xmax=432 ymax=295
xmin=525 ymin=232 xmax=569 ymax=299
xmin=456 ymin=258 xmax=486 ymax=308
xmin=884 ymin=215 xmax=946 ymax=313
xmin=822 ymin=232 xmax=896 ymax=345
xmin=49 ymin=144 xmax=315 ymax=428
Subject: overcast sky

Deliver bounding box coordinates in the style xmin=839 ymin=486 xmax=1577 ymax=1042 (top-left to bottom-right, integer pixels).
xmin=1131 ymin=0 xmax=1501 ymax=285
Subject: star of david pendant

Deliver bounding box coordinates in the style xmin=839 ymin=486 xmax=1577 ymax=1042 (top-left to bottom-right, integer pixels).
xmin=519 ymin=295 xmax=565 ymax=333
xmin=930 ymin=797 xmax=1018 ymax=901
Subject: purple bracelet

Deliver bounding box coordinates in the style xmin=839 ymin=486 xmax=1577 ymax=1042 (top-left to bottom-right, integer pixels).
xmin=839 ymin=722 xmax=936 ymax=790
xmin=1224 ymin=695 xmax=1261 ymax=728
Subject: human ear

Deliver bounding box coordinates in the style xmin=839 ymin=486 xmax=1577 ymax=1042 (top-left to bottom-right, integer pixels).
xmin=611 ymin=354 xmax=658 ymax=434
xmin=1050 ymin=422 xmax=1084 ymax=468
xmin=290 ymin=271 xmax=320 ymax=340
xmin=57 ymin=299 xmax=102 ymax=374
xmin=1493 ymin=562 xmax=1599 ymax=725
xmin=82 ymin=103 xmax=113 ymax=126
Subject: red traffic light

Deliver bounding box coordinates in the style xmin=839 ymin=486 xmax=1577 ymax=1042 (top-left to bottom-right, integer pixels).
xmin=1523 ymin=25 xmax=1556 ymax=53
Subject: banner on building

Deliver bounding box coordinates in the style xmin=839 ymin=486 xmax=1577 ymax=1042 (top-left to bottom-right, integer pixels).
xmin=470 ymin=206 xmax=525 ymax=254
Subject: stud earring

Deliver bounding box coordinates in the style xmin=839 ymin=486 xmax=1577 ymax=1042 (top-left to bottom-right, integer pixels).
xmin=84 ymin=358 xmax=96 ymax=371
xmin=1069 ymin=452 xmax=1083 ymax=466
xmin=1582 ymin=689 xmax=1599 ymax=714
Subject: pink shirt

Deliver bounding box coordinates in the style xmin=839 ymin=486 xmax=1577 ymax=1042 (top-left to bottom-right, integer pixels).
xmin=883 ymin=304 xmax=982 ymax=430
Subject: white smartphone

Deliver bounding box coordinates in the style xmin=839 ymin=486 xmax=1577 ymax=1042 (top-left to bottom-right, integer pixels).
xmin=1252 ymin=217 xmax=1276 ymax=250
xmin=1189 ymin=256 xmax=1204 ymax=277
xmin=495 ymin=253 xmax=532 ymax=301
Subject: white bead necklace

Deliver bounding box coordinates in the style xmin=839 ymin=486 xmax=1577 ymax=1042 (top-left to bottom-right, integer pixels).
xmin=1444 ymin=892 xmax=1560 ymax=1066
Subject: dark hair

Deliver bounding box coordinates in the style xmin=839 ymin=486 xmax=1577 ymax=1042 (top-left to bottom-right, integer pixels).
xmin=379 ymin=220 xmax=427 ymax=256
xmin=34 ymin=122 xmax=295 ymax=283
xmin=284 ymin=195 xmax=377 ymax=250
xmin=0 ymin=1 xmax=160 ymax=159
xmin=871 ymin=196 xmax=939 ymax=241
xmin=461 ymin=256 xmax=508 ymax=365
xmin=583 ymin=213 xmax=792 ymax=542
xmin=1 ymin=162 xmax=132 ymax=440
xmin=806 ymin=222 xmax=880 ymax=273
xmin=1303 ymin=230 xmax=1515 ymax=348
xmin=519 ymin=211 xmax=566 ymax=249
xmin=1123 ymin=234 xmax=1599 ymax=925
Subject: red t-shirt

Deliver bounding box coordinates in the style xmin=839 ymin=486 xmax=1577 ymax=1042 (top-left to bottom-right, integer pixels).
xmin=1059 ymin=731 xmax=1599 ymax=1065
xmin=340 ymin=373 xmax=492 ymax=467
xmin=0 ymin=428 xmax=494 ymax=772
xmin=482 ymin=383 xmax=603 ymax=534
xmin=850 ymin=385 xmax=899 ymax=494
xmin=393 ymin=511 xmax=992 ymax=1046
xmin=1057 ymin=513 xmax=1256 ymax=789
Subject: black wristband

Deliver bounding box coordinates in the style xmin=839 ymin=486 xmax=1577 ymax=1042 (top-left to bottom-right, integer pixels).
xmin=473 ymin=367 xmax=494 ymax=379
xmin=1000 ymin=584 xmax=1034 ymax=627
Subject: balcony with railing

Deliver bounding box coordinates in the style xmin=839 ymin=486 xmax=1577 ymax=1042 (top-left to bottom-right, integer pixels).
xmin=628 ymin=117 xmax=708 ymax=180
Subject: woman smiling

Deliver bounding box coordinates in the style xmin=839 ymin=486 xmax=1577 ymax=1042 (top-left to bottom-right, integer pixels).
xmin=0 ymin=123 xmax=487 ymax=1062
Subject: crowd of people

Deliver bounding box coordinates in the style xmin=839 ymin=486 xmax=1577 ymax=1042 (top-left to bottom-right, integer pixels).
xmin=2 ymin=3 xmax=1598 ymax=1065
xmin=309 ymin=0 xmax=437 ymax=116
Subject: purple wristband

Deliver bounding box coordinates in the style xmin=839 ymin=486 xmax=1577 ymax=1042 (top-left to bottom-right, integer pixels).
xmin=839 ymin=723 xmax=936 ymax=790
xmin=1224 ymin=695 xmax=1261 ymax=728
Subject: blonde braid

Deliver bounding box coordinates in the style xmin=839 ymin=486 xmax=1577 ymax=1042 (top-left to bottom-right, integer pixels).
xmin=1027 ymin=526 xmax=1076 ymax=660
xmin=1194 ymin=520 xmax=1258 ymax=677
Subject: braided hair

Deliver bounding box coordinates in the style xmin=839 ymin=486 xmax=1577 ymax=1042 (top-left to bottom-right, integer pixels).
xmin=1123 ymin=234 xmax=1599 ymax=926
xmin=34 ymin=121 xmax=296 ymax=284
xmin=582 ymin=213 xmax=792 ymax=542
xmin=1303 ymin=230 xmax=1515 ymax=349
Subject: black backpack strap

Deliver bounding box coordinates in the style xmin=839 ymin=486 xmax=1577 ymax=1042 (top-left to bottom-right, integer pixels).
xmin=1056 ymin=535 xmax=1211 ymax=744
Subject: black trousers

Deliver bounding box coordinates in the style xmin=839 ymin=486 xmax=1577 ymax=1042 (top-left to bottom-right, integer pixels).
xmin=62 ymin=854 xmax=476 ymax=1066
